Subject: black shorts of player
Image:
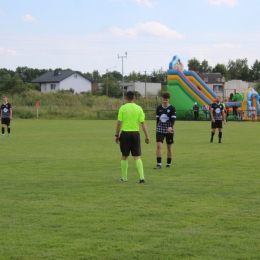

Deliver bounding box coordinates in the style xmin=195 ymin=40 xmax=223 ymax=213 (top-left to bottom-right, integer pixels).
xmin=119 ymin=131 xmax=141 ymax=157
xmin=1 ymin=118 xmax=10 ymax=126
xmin=211 ymin=120 xmax=222 ymax=129
xmin=156 ymin=132 xmax=174 ymax=144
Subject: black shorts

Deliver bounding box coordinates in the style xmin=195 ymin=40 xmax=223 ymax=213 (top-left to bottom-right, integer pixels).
xmin=119 ymin=131 xmax=141 ymax=157
xmin=211 ymin=120 xmax=222 ymax=129
xmin=156 ymin=132 xmax=174 ymax=145
xmin=1 ymin=118 xmax=10 ymax=126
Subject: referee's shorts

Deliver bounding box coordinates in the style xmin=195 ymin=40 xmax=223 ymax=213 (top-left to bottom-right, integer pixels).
xmin=119 ymin=131 xmax=141 ymax=156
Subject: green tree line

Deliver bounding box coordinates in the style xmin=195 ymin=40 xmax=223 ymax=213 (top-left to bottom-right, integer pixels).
xmin=1 ymin=58 xmax=260 ymax=97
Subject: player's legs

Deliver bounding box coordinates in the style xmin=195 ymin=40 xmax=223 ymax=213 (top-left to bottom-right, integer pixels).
xmin=119 ymin=132 xmax=131 ymax=181
xmin=155 ymin=132 xmax=164 ymax=169
xmin=210 ymin=121 xmax=217 ymax=142
xmin=165 ymin=133 xmax=174 ymax=167
xmin=217 ymin=121 xmax=223 ymax=143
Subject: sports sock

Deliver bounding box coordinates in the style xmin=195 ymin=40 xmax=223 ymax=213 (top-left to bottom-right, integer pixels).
xmin=211 ymin=132 xmax=215 ymax=138
xmin=218 ymin=132 xmax=222 ymax=140
xmin=121 ymin=160 xmax=128 ymax=181
xmin=157 ymin=157 xmax=162 ymax=165
xmin=167 ymin=158 xmax=172 ymax=165
xmin=135 ymin=158 xmax=144 ymax=180
xmin=8 ymin=128 xmax=10 ymax=134
xmin=2 ymin=127 xmax=4 ymax=134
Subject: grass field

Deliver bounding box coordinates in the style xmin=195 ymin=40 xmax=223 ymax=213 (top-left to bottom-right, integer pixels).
xmin=0 ymin=119 xmax=259 ymax=260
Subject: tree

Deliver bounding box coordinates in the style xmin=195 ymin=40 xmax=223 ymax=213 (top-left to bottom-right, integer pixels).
xmin=212 ymin=63 xmax=230 ymax=81
xmin=254 ymin=82 xmax=260 ymax=94
xmin=200 ymin=60 xmax=212 ymax=73
xmin=0 ymin=76 xmax=26 ymax=94
xmin=249 ymin=59 xmax=260 ymax=81
xmin=187 ymin=58 xmax=201 ymax=72
xmin=100 ymin=76 xmax=122 ymax=98
xmin=227 ymin=58 xmax=249 ymax=81
xmin=92 ymin=70 xmax=101 ymax=82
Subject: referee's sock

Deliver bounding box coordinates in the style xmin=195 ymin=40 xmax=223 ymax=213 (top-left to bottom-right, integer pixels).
xmin=121 ymin=160 xmax=128 ymax=181
xmin=136 ymin=158 xmax=144 ymax=180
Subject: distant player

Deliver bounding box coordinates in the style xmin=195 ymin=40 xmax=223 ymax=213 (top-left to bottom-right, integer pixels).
xmin=210 ymin=96 xmax=226 ymax=143
xmin=1 ymin=96 xmax=12 ymax=137
xmin=154 ymin=92 xmax=176 ymax=169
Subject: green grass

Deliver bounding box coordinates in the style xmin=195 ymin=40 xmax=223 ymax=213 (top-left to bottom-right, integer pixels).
xmin=0 ymin=119 xmax=259 ymax=260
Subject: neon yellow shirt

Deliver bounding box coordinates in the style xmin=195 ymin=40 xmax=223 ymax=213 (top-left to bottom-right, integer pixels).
xmin=118 ymin=103 xmax=145 ymax=131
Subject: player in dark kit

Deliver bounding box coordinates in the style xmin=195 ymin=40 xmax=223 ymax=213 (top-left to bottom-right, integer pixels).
xmin=210 ymin=95 xmax=226 ymax=143
xmin=1 ymin=96 xmax=12 ymax=137
xmin=154 ymin=92 xmax=176 ymax=169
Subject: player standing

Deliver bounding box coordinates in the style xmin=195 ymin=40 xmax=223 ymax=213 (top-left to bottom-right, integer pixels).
xmin=1 ymin=96 xmax=12 ymax=137
xmin=154 ymin=92 xmax=176 ymax=169
xmin=210 ymin=96 xmax=226 ymax=143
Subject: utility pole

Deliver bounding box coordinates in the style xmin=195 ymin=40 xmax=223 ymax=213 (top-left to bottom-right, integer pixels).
xmin=118 ymin=52 xmax=127 ymax=104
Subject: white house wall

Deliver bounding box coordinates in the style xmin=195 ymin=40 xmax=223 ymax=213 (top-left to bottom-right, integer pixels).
xmin=60 ymin=74 xmax=91 ymax=93
xmin=41 ymin=82 xmax=60 ymax=92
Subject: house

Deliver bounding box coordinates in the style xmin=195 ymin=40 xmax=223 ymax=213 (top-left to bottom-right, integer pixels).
xmin=197 ymin=72 xmax=225 ymax=96
xmin=197 ymin=73 xmax=258 ymax=100
xmin=31 ymin=70 xmax=93 ymax=94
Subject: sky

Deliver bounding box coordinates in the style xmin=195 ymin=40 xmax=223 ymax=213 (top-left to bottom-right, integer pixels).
xmin=0 ymin=0 xmax=260 ymax=76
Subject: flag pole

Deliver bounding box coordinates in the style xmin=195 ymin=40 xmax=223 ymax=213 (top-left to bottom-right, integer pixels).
xmin=36 ymin=101 xmax=39 ymax=120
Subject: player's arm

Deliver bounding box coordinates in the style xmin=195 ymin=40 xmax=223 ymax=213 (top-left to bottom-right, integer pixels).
xmin=140 ymin=121 xmax=150 ymax=144
xmin=168 ymin=107 xmax=176 ymax=133
xmin=210 ymin=106 xmax=214 ymax=122
xmin=222 ymin=110 xmax=226 ymax=124
xmin=10 ymin=106 xmax=12 ymax=120
xmin=115 ymin=120 xmax=122 ymax=144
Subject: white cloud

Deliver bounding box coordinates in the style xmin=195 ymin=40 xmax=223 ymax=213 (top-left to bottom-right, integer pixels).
xmin=0 ymin=47 xmax=19 ymax=55
xmin=207 ymin=0 xmax=238 ymax=7
xmin=110 ymin=22 xmax=185 ymax=39
xmin=133 ymin=0 xmax=154 ymax=8
xmin=22 ymin=14 xmax=36 ymax=22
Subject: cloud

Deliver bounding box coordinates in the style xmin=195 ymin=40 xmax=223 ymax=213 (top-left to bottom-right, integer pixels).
xmin=0 ymin=47 xmax=19 ymax=55
xmin=110 ymin=22 xmax=185 ymax=39
xmin=207 ymin=0 xmax=238 ymax=7
xmin=132 ymin=0 xmax=154 ymax=8
xmin=22 ymin=14 xmax=36 ymax=22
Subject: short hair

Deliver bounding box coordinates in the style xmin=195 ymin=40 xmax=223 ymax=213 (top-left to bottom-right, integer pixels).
xmin=162 ymin=92 xmax=170 ymax=99
xmin=126 ymin=91 xmax=135 ymax=101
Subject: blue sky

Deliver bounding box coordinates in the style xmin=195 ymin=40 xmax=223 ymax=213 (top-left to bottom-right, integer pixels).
xmin=0 ymin=0 xmax=259 ymax=75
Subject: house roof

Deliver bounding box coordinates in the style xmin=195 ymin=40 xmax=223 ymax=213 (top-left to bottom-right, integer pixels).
xmin=197 ymin=73 xmax=225 ymax=83
xmin=31 ymin=70 xmax=93 ymax=83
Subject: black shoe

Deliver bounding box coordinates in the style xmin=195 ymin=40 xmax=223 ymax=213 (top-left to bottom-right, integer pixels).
xmin=117 ymin=178 xmax=127 ymax=182
xmin=139 ymin=179 xmax=145 ymax=183
xmin=210 ymin=138 xmax=213 ymax=143
xmin=154 ymin=164 xmax=162 ymax=169
xmin=166 ymin=164 xmax=171 ymax=168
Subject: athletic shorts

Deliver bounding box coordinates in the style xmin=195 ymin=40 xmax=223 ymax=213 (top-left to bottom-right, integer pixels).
xmin=1 ymin=118 xmax=10 ymax=126
xmin=211 ymin=120 xmax=222 ymax=129
xmin=156 ymin=132 xmax=174 ymax=145
xmin=119 ymin=131 xmax=141 ymax=157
